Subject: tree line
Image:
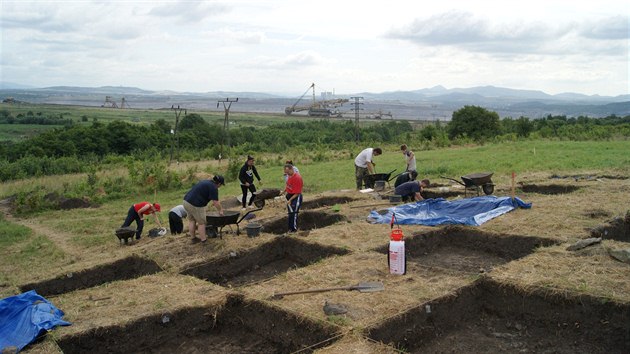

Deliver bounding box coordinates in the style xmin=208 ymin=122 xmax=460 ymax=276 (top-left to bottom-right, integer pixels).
xmin=0 ymin=107 xmax=629 ymax=182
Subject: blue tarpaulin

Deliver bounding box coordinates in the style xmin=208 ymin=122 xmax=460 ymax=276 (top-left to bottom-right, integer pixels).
xmin=368 ymin=196 xmax=531 ymax=226
xmin=0 ymin=290 xmax=71 ymax=353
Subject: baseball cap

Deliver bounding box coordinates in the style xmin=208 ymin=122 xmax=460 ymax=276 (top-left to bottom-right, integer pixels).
xmin=213 ymin=175 xmax=225 ymax=185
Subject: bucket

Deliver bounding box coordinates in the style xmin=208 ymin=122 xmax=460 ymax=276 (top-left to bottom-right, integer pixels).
xmin=374 ymin=180 xmax=386 ymax=192
xmin=205 ymin=225 xmax=218 ymax=238
xmin=246 ymin=223 xmax=262 ymax=238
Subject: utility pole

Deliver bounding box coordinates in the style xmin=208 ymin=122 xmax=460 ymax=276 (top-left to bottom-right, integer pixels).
xmin=170 ymin=105 xmax=185 ymax=164
xmin=217 ymin=98 xmax=238 ymax=158
xmin=350 ymin=96 xmax=363 ymax=141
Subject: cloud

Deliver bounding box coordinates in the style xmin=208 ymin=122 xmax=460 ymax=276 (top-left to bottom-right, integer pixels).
xmin=201 ymin=28 xmax=266 ymax=45
xmin=147 ymin=0 xmax=230 ymax=23
xmin=386 ymin=10 xmax=628 ymax=56
xmin=242 ymin=50 xmax=327 ymax=69
xmin=579 ymin=15 xmax=630 ymax=40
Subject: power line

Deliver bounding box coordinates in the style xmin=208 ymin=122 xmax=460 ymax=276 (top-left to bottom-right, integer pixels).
xmin=350 ymin=96 xmax=363 ymax=141
xmin=217 ymin=98 xmax=238 ymax=158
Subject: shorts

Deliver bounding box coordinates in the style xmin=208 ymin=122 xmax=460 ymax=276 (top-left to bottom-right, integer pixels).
xmin=183 ymin=200 xmax=206 ymax=225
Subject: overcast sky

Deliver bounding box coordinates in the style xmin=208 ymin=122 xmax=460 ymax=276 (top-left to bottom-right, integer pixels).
xmin=1 ymin=0 xmax=628 ymax=96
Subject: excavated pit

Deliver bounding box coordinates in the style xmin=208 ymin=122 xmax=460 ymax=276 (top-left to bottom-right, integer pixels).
xmin=421 ymin=189 xmax=463 ymax=199
xmin=182 ymin=237 xmax=349 ymax=287
xmin=19 ymin=255 xmax=162 ymax=297
xmin=591 ymin=213 xmax=630 ymax=243
xmin=263 ymin=211 xmax=347 ymax=235
xmin=375 ymin=226 xmax=557 ymax=273
xmin=56 ymin=294 xmax=339 ymax=354
xmin=367 ymin=279 xmax=630 ymax=353
xmin=300 ymin=196 xmax=355 ymax=209
xmin=518 ymin=184 xmax=580 ymax=195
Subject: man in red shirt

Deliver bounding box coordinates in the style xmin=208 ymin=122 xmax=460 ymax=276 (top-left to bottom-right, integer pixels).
xmin=121 ymin=201 xmax=162 ymax=240
xmin=284 ymin=163 xmax=303 ymax=233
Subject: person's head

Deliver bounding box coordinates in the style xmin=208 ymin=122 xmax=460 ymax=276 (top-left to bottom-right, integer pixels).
xmin=212 ymin=175 xmax=225 ymax=187
xmin=410 ymin=171 xmax=418 ymax=180
xmin=284 ymin=163 xmax=295 ymax=176
xmin=373 ymin=147 xmax=382 ymax=156
xmin=285 ymin=159 xmax=293 ymax=165
xmin=400 ymin=144 xmax=407 ymax=152
xmin=420 ymin=179 xmax=430 ymax=188
xmin=153 ymin=203 xmax=161 ymax=212
xmin=246 ymin=155 xmax=255 ymax=165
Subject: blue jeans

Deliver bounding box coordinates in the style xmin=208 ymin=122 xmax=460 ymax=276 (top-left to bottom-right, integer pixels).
xmin=122 ymin=206 xmax=144 ymax=239
xmin=286 ymin=194 xmax=303 ymax=232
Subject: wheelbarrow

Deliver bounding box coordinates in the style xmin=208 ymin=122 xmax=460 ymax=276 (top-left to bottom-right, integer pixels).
xmin=440 ymin=172 xmax=495 ymax=197
xmin=206 ymin=208 xmax=262 ymax=238
xmin=363 ymin=169 xmax=398 ymax=189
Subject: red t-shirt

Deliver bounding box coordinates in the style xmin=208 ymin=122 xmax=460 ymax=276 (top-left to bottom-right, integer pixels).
xmin=133 ymin=202 xmax=153 ymax=215
xmin=285 ymin=173 xmax=303 ymax=194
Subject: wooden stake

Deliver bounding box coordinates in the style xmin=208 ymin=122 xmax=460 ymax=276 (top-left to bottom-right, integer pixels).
xmin=511 ymin=171 xmax=516 ymax=202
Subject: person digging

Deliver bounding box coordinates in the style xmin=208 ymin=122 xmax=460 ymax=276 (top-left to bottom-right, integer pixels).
xmin=394 ymin=179 xmax=430 ymax=202
xmin=183 ymin=175 xmax=225 ymax=244
xmin=120 ymin=201 xmax=162 ymax=241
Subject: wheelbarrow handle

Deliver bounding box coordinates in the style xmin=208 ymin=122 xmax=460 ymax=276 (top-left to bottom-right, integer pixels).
xmin=237 ymin=207 xmax=263 ymax=224
xmin=440 ymin=175 xmax=466 ymax=186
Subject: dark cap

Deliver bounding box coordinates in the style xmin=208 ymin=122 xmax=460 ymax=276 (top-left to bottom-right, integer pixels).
xmin=247 ymin=155 xmax=255 ymax=161
xmin=213 ymin=175 xmax=225 ymax=185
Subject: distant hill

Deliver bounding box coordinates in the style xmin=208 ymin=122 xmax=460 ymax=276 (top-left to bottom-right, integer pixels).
xmin=1 ymin=84 xmax=628 ymax=119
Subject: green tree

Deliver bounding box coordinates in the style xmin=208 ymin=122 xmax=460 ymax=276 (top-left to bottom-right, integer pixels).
xmin=448 ymin=105 xmax=501 ymax=141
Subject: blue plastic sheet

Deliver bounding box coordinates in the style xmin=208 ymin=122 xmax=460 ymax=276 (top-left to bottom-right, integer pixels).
xmin=0 ymin=290 xmax=71 ymax=353
xmin=368 ymin=196 xmax=531 ymax=226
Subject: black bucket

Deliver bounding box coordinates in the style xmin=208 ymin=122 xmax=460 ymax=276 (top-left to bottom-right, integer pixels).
xmin=245 ymin=223 xmax=262 ymax=238
xmin=374 ymin=180 xmax=386 ymax=192
xmin=389 ymin=195 xmax=402 ymax=204
xmin=205 ymin=225 xmax=219 ymax=238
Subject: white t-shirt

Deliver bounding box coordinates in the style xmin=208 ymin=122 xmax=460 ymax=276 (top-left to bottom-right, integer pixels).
xmin=354 ymin=148 xmax=374 ymax=168
xmin=169 ymin=205 xmax=187 ymax=218
xmin=405 ymin=151 xmax=417 ymax=171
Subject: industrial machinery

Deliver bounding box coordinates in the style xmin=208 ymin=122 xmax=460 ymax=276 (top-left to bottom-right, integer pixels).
xmin=284 ymin=83 xmax=349 ymax=117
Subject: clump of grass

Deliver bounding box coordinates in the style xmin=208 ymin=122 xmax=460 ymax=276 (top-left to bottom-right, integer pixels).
xmin=0 ymin=214 xmax=32 ymax=247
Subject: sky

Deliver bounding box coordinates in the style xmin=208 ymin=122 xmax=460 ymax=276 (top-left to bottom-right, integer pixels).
xmin=1 ymin=0 xmax=629 ymax=96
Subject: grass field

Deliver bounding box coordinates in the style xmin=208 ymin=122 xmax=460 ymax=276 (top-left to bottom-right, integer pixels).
xmin=1 ymin=138 xmax=629 ymax=353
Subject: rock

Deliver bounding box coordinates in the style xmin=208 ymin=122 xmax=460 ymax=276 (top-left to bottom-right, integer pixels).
xmin=323 ymin=300 xmax=348 ymax=315
xmin=608 ymin=248 xmax=630 ymax=264
xmin=566 ymin=237 xmax=602 ymax=251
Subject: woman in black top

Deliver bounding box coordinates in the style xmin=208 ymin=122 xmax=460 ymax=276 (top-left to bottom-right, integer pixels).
xmin=239 ymin=155 xmax=262 ymax=209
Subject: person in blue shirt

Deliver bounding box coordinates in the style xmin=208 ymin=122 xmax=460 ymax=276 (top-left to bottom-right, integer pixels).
xmin=394 ymin=179 xmax=430 ymax=202
xmin=183 ymin=175 xmax=225 ymax=243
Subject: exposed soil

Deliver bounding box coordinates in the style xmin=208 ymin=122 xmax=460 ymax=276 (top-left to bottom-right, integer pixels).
xmin=56 ymin=295 xmax=339 ymax=354
xmin=421 ymin=189 xmax=463 ymax=199
xmin=591 ymin=213 xmax=630 ymax=242
xmin=263 ymin=211 xmax=347 ymax=234
xmin=518 ymin=184 xmax=581 ymax=195
xmin=367 ymin=278 xmax=630 ymax=353
xmin=182 ymin=237 xmax=349 ymax=287
xmin=44 ymin=192 xmax=97 ymax=210
xmin=301 ymin=196 xmax=356 ymax=209
xmin=20 ymin=256 xmax=162 ymax=296
xmin=374 ymin=226 xmax=558 ymax=274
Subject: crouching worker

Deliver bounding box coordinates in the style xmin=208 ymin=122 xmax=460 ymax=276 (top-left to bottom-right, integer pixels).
xmin=121 ymin=202 xmax=161 ymax=240
xmin=394 ymin=179 xmax=430 ymax=202
xmin=284 ymin=163 xmax=303 ymax=233
xmin=168 ymin=205 xmax=187 ymax=235
xmin=183 ymin=175 xmax=225 ymax=243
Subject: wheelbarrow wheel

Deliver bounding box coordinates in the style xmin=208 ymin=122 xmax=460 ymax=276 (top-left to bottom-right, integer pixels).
xmin=482 ymin=184 xmax=494 ymax=195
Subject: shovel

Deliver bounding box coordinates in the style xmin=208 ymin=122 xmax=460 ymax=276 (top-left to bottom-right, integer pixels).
xmin=271 ymin=281 xmax=384 ymax=299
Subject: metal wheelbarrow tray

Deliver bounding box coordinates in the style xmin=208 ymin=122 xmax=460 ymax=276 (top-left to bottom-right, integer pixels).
xmin=206 ymin=208 xmax=261 ymax=237
xmin=364 ymin=169 xmax=397 ymax=188
xmin=441 ymin=172 xmax=495 ymax=196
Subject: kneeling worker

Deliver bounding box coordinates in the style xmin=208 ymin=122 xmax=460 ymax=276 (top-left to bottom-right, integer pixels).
xmin=394 ymin=179 xmax=430 ymax=202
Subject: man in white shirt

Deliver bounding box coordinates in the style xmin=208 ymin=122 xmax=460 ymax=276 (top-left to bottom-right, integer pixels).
xmin=401 ymin=144 xmax=416 ymax=173
xmin=354 ymin=147 xmax=382 ymax=189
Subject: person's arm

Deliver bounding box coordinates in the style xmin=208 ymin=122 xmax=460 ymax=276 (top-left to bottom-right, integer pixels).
xmin=366 ymin=161 xmax=375 ymax=174
xmin=253 ymin=166 xmax=261 ymax=182
xmin=414 ymin=192 xmax=424 ymax=201
xmin=212 ymin=200 xmax=224 ymax=216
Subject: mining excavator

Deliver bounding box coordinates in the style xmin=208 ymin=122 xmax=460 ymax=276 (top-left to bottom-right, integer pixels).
xmin=285 ymin=83 xmax=349 ymax=117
